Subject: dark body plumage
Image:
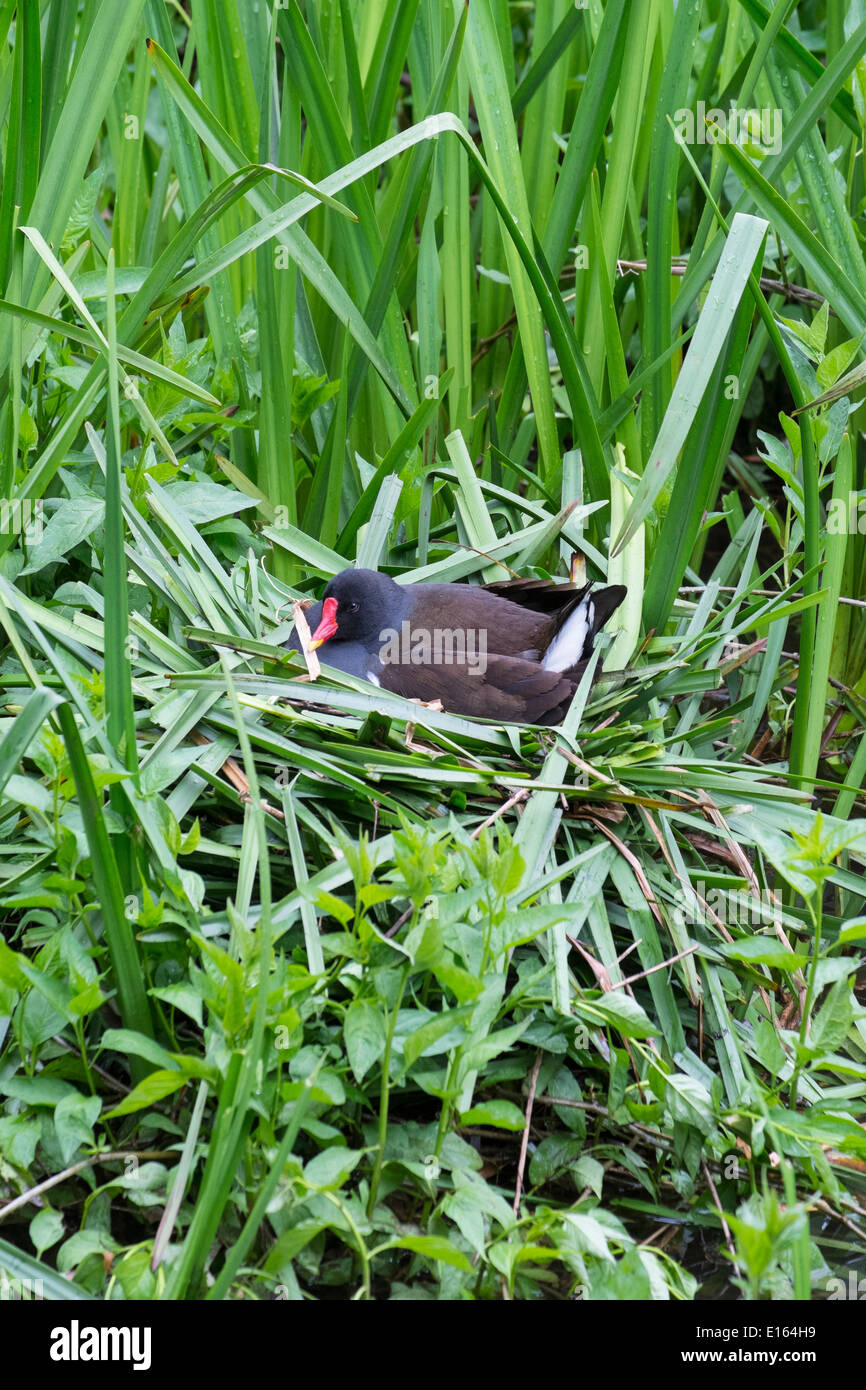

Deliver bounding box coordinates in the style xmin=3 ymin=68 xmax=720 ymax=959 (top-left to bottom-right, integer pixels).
xmin=288 ymin=568 xmax=626 ymax=725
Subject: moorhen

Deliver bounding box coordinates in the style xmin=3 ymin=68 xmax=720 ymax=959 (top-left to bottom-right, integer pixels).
xmin=288 ymin=568 xmax=626 ymax=725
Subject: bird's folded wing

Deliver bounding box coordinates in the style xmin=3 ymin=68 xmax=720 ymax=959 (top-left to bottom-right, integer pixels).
xmin=378 ymin=653 xmax=575 ymax=725
xmin=481 ymin=576 xmax=592 ymax=614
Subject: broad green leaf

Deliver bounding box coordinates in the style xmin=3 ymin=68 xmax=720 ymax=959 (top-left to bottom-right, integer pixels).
xmin=403 ymin=1005 xmax=474 ymax=1070
xmin=343 ymin=1000 xmax=386 ymax=1082
xmin=384 ymin=1235 xmax=472 ymax=1271
xmin=459 ymin=1100 xmax=526 ymax=1132
xmin=29 ymin=1208 xmax=65 ymax=1259
xmin=303 ymin=1147 xmax=362 ymax=1191
xmin=721 ymin=938 xmax=810 ymax=972
xmin=575 ymin=992 xmax=658 ymax=1040
xmin=103 ymin=1070 xmax=190 ymax=1119
xmin=53 ymin=1093 xmax=101 ymax=1164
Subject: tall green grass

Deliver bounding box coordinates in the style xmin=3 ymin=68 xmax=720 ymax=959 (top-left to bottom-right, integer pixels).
xmin=0 ymin=0 xmax=865 ymax=1302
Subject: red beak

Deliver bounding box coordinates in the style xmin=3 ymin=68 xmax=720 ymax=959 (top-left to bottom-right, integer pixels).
xmin=309 ymin=596 xmax=339 ymax=649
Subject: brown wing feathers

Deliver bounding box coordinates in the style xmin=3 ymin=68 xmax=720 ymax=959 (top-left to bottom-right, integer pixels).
xmin=379 ymin=653 xmax=575 ymax=725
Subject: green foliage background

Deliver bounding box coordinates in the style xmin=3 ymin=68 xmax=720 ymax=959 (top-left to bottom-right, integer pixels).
xmin=0 ymin=0 xmax=865 ymax=1301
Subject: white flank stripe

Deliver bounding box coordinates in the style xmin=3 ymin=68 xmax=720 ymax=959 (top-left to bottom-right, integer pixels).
xmin=541 ymin=597 xmax=594 ymax=672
